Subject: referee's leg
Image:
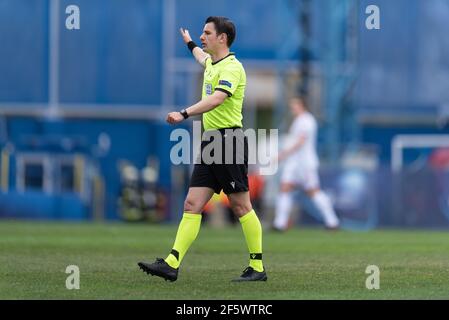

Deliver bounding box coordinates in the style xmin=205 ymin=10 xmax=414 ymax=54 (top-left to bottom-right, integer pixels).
xmin=138 ymin=187 xmax=214 ymax=281
xmin=228 ymin=191 xmax=265 ymax=275
xmin=165 ymin=187 xmax=214 ymax=269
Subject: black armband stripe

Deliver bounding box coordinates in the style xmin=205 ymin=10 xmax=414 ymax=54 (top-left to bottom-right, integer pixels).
xmin=215 ymin=88 xmax=232 ymax=97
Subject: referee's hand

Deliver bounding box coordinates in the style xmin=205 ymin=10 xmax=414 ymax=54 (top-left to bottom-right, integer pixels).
xmin=180 ymin=28 xmax=193 ymax=44
xmin=166 ymin=112 xmax=184 ymax=125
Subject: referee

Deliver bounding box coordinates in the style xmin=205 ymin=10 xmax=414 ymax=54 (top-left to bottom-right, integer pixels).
xmin=138 ymin=16 xmax=266 ymax=282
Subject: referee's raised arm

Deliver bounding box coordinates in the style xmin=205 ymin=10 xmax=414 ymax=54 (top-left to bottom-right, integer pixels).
xmin=180 ymin=28 xmax=209 ymax=67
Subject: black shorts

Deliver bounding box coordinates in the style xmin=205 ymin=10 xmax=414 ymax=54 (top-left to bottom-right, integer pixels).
xmin=189 ymin=127 xmax=249 ymax=195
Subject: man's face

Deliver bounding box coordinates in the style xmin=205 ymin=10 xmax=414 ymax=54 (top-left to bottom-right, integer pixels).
xmin=200 ymin=22 xmax=225 ymax=54
xmin=289 ymin=98 xmax=304 ymax=116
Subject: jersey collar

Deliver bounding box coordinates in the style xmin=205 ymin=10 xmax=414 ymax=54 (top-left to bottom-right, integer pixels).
xmin=212 ymin=53 xmax=235 ymax=65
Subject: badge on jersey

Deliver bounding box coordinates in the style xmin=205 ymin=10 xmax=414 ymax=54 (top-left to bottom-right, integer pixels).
xmin=205 ymin=83 xmax=212 ymax=95
xmin=219 ymin=80 xmax=232 ymax=88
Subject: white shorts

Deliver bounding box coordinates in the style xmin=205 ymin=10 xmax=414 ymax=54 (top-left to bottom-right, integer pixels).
xmin=280 ymin=162 xmax=320 ymax=191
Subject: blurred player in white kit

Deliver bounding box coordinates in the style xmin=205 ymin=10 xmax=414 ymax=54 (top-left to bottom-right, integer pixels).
xmin=273 ymin=97 xmax=340 ymax=231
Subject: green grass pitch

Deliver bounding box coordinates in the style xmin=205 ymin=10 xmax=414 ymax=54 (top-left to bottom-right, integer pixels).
xmin=1 ymin=220 xmax=448 ymax=299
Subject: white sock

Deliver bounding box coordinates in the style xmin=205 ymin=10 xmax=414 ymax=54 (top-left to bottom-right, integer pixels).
xmin=273 ymin=192 xmax=293 ymax=230
xmin=312 ymin=191 xmax=339 ymax=228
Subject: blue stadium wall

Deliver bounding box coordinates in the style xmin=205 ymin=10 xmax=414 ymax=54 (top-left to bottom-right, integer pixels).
xmin=0 ymin=117 xmax=176 ymax=220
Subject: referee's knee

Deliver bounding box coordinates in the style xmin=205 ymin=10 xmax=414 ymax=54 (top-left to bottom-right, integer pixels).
xmin=183 ymin=199 xmax=203 ymax=213
xmin=230 ymin=203 xmax=252 ymax=217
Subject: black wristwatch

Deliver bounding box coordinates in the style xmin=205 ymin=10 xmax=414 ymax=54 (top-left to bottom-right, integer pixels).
xmin=180 ymin=109 xmax=189 ymax=119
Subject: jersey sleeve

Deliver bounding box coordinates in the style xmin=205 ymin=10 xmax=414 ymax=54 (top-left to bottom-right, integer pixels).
xmin=200 ymin=54 xmax=211 ymax=67
xmin=204 ymin=57 xmax=212 ymax=69
xmin=215 ymin=64 xmax=242 ymax=97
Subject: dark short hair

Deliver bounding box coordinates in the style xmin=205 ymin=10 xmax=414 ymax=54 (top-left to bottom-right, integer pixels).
xmin=205 ymin=16 xmax=236 ymax=47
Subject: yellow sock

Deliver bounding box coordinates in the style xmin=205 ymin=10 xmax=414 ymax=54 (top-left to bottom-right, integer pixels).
xmin=239 ymin=209 xmax=264 ymax=272
xmin=165 ymin=212 xmax=202 ymax=269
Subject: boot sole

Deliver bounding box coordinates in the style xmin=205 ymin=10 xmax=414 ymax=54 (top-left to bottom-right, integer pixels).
xmin=138 ymin=262 xmax=177 ymax=282
xmin=231 ymin=275 xmax=268 ymax=282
